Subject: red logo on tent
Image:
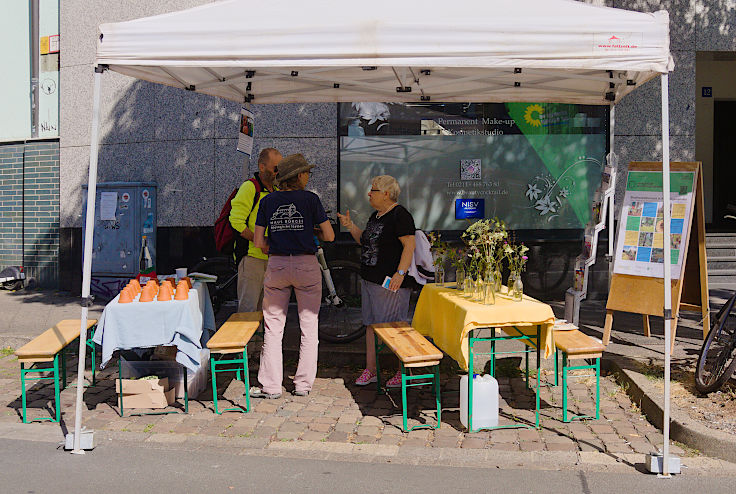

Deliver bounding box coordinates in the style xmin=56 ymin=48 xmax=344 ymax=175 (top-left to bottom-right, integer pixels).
xmin=608 ymin=36 xmax=621 ymax=41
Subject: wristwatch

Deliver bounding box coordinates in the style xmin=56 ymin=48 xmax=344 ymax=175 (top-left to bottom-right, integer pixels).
xmin=397 ymin=269 xmax=406 ymax=276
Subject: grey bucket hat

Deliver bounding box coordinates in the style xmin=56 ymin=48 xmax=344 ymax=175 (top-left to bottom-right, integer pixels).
xmin=274 ymin=153 xmax=315 ymax=186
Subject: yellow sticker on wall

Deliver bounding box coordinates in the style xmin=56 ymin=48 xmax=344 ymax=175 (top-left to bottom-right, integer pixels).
xmin=40 ymin=36 xmax=49 ymax=55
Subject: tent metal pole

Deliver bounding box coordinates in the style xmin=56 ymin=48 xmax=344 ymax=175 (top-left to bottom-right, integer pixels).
xmin=71 ymin=67 xmax=104 ymax=455
xmin=660 ymin=73 xmax=672 ymax=477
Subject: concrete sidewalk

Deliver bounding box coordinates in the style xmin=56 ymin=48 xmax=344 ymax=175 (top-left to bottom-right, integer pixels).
xmin=0 ymin=287 xmax=734 ymax=467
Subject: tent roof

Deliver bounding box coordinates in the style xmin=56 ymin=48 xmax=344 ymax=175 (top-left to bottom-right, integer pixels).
xmin=96 ymin=0 xmax=673 ymax=105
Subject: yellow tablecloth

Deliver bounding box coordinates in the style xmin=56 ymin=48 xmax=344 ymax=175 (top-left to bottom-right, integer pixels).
xmin=411 ymin=284 xmax=556 ymax=371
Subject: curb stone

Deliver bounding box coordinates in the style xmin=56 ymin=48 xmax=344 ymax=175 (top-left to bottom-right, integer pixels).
xmin=1 ymin=422 xmax=734 ymax=476
xmin=604 ymin=355 xmax=736 ymax=464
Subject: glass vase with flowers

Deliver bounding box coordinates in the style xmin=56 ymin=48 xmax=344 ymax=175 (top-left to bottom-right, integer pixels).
xmin=505 ymin=243 xmax=529 ymax=301
xmin=462 ymin=218 xmax=508 ymax=302
xmin=450 ymin=247 xmax=465 ymax=290
xmin=427 ymin=231 xmax=448 ymax=287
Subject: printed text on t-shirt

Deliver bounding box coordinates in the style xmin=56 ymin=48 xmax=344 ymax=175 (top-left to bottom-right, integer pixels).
xmin=270 ymin=203 xmax=304 ymax=232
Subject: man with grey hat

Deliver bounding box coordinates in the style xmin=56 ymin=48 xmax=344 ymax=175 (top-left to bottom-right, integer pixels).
xmin=252 ymin=154 xmax=334 ymax=398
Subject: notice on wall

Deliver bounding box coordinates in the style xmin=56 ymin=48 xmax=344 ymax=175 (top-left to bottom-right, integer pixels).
xmin=612 ymin=171 xmax=695 ymax=279
xmin=99 ymin=192 xmax=118 ymax=221
xmin=236 ymin=107 xmax=254 ymax=157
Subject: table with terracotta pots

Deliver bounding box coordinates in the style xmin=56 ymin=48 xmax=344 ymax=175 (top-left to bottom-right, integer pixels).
xmin=91 ymin=276 xmax=216 ymax=414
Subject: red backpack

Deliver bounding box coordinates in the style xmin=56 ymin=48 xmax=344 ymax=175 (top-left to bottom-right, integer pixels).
xmin=214 ymin=177 xmax=262 ymax=255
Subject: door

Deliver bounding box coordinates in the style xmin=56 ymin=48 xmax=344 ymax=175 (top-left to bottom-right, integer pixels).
xmin=713 ymin=100 xmax=736 ymax=230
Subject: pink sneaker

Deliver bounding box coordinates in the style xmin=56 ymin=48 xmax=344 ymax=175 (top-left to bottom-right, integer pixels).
xmin=386 ymin=370 xmax=403 ymax=388
xmin=355 ymin=368 xmax=377 ymax=386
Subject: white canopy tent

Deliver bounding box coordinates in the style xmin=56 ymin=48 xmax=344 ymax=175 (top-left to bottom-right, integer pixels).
xmin=74 ymin=0 xmax=677 ymax=473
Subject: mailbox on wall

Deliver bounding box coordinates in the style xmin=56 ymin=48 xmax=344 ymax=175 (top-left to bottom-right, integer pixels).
xmin=82 ymin=182 xmax=157 ymax=299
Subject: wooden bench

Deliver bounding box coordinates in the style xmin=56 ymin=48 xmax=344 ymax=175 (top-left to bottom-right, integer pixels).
xmin=371 ymin=322 xmax=443 ymax=431
xmin=553 ymin=327 xmax=605 ymax=422
xmin=206 ymin=311 xmax=262 ymax=414
xmin=15 ymin=319 xmax=98 ymax=423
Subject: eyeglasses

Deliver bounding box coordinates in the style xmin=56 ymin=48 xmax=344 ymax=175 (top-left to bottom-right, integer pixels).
xmin=369 ymin=188 xmax=382 ymax=193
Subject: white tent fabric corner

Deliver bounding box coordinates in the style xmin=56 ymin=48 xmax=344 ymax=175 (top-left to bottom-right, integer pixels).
xmin=95 ymin=0 xmax=674 ymax=105
xmin=73 ymin=0 xmax=676 ymax=474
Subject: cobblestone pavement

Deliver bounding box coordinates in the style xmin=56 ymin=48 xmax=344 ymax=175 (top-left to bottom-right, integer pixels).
xmin=0 ymin=349 xmax=690 ymax=459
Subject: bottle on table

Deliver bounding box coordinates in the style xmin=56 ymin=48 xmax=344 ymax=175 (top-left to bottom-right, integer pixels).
xmin=137 ymin=235 xmax=156 ymax=284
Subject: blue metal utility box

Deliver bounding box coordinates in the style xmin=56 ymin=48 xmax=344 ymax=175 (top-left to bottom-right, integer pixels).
xmin=82 ymin=182 xmax=157 ymax=299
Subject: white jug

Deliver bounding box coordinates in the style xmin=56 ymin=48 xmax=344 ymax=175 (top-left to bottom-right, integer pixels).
xmin=460 ymin=374 xmax=499 ymax=429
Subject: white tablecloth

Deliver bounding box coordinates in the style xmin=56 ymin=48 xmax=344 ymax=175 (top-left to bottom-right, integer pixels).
xmin=93 ymin=282 xmax=216 ymax=372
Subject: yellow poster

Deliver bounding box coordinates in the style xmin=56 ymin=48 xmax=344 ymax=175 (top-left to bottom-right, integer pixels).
xmin=624 ymin=231 xmax=639 ymax=246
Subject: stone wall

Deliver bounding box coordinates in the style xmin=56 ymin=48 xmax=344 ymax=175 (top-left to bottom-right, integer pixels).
xmin=60 ymin=1 xmax=336 ymax=230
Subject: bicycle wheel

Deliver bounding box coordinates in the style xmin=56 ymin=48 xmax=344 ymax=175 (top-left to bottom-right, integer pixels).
xmin=522 ymin=244 xmax=570 ymax=298
xmin=318 ymin=260 xmax=365 ymax=344
xmin=695 ymin=293 xmax=736 ymax=394
xmin=190 ymin=257 xmax=238 ymax=316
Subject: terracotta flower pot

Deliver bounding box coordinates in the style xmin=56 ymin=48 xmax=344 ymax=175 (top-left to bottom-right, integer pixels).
xmin=118 ymin=288 xmax=134 ymax=303
xmin=157 ymin=285 xmax=172 ymax=301
xmin=181 ymin=277 xmax=192 ymax=289
xmin=174 ymin=284 xmax=189 ymax=300
xmin=139 ymin=286 xmax=155 ymax=302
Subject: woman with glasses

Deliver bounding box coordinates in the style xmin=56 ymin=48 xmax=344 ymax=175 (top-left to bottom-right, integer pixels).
xmin=337 ymin=175 xmax=416 ymax=387
xmin=252 ymin=154 xmax=334 ymax=399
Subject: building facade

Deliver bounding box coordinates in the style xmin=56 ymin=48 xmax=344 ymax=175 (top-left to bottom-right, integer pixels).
xmin=1 ymin=0 xmax=734 ymax=296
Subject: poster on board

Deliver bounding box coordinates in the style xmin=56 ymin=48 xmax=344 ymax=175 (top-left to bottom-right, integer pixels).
xmin=236 ymin=107 xmax=254 ymax=157
xmin=612 ymin=171 xmax=695 ymax=279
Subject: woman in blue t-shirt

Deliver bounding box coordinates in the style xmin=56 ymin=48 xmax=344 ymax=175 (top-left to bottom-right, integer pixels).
xmin=252 ymin=154 xmax=334 ymax=398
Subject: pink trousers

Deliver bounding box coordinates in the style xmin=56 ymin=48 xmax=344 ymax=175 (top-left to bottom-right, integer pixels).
xmin=258 ymin=255 xmax=321 ymax=394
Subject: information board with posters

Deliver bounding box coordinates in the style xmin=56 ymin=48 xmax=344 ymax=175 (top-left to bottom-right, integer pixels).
xmin=613 ymin=171 xmax=695 ymax=279
xmin=603 ymin=162 xmax=709 ymax=351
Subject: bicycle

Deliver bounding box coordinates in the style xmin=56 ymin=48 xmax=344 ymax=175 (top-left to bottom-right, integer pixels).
xmin=190 ymin=226 xmax=365 ymax=344
xmin=695 ymin=290 xmax=736 ymax=394
xmin=190 ymin=255 xmax=238 ymax=316
xmin=694 ymin=205 xmax=736 ymax=394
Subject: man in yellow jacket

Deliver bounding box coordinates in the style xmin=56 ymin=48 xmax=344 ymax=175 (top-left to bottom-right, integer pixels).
xmin=229 ymin=148 xmax=282 ymax=312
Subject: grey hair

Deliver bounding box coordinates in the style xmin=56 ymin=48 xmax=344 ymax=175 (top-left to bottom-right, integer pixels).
xmin=371 ymin=175 xmax=400 ymax=201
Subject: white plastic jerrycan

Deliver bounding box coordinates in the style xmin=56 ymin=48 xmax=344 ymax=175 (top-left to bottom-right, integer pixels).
xmin=460 ymin=374 xmax=499 ymax=429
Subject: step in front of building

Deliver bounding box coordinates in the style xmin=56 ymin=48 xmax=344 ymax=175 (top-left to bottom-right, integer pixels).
xmin=706 ymin=233 xmax=736 ymax=290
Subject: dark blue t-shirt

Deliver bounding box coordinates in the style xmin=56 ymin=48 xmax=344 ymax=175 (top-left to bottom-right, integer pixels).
xmin=255 ymin=190 xmax=328 ymax=255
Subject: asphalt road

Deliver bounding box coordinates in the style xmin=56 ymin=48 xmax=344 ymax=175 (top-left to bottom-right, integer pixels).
xmin=1 ymin=438 xmax=734 ymax=493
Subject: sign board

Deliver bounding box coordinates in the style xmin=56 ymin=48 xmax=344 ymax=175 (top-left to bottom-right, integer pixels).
xmin=613 ymin=171 xmax=695 ymax=279
xmin=455 ymin=198 xmax=485 ymax=219
xmin=338 ymin=102 xmax=608 ymax=231
xmin=603 ymin=162 xmax=709 ymax=351
xmin=236 ymin=106 xmax=254 ymax=157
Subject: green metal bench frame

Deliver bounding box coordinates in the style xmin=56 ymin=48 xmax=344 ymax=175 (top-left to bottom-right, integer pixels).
xmin=467 ymin=325 xmax=541 ymax=432
xmin=209 ymin=349 xmax=250 ymax=414
xmin=20 ymin=353 xmax=63 ymax=424
xmin=554 ymin=350 xmax=600 ymax=422
xmin=374 ymin=335 xmax=441 ymax=432
xmin=19 ymin=325 xmax=98 ymax=423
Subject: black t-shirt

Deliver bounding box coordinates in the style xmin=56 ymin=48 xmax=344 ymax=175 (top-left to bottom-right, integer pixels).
xmin=255 ymin=190 xmax=328 ymax=255
xmin=360 ymin=205 xmax=416 ymax=288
